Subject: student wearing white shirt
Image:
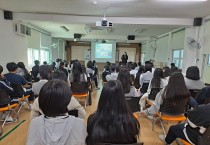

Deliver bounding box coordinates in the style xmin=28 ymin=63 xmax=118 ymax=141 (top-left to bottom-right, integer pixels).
xmin=140 ymin=68 xmax=168 ymax=108
xmin=139 ymin=64 xmax=153 ymax=86
xmin=106 ymin=64 xmax=118 ymax=81
xmin=130 ymin=63 xmax=138 ymax=78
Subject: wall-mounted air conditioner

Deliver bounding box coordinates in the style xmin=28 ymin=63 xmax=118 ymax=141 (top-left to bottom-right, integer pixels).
xmin=13 ymin=23 xmax=31 ymax=36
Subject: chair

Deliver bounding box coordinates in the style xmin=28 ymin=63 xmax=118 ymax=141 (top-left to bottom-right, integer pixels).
xmin=198 ymin=126 xmax=210 ymax=145
xmin=125 ymin=96 xmax=141 ymax=112
xmin=0 ymin=89 xmax=19 ymax=129
xmin=140 ymin=83 xmax=149 ymax=94
xmin=152 ymin=97 xmax=189 ymax=136
xmin=189 ymin=89 xmax=201 ymax=98
xmin=71 ymin=82 xmax=89 ymax=108
xmin=148 ymin=88 xmax=161 ymax=100
xmin=10 ymin=84 xmax=31 ymax=113
xmin=68 ymin=109 xmax=78 ymax=117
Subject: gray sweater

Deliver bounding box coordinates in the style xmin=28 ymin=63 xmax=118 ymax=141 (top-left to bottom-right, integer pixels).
xmin=26 ymin=115 xmax=87 ymax=145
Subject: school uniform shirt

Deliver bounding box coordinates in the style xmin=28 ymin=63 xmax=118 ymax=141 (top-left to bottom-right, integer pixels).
xmin=106 ymin=72 xmax=118 ymax=81
xmin=130 ymin=69 xmax=138 ymax=78
xmin=147 ymin=78 xmax=168 ymax=94
xmin=27 ymin=115 xmax=87 ymax=145
xmin=184 ymin=77 xmax=205 ymax=90
xmin=30 ymin=97 xmax=86 ymax=120
xmin=125 ymin=86 xmax=139 ymax=97
xmin=102 ymin=71 xmax=111 ymax=82
xmin=0 ymin=77 xmax=13 ymax=95
xmin=139 ymin=71 xmax=153 ymax=86
xmin=5 ymin=73 xmax=28 ymax=85
xmin=32 ymin=79 xmax=48 ymax=95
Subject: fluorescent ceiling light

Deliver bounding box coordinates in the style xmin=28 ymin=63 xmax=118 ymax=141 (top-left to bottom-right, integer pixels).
xmin=157 ymin=0 xmax=207 ymax=1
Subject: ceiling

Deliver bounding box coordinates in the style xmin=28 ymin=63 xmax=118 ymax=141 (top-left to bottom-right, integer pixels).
xmin=1 ymin=0 xmax=210 ymax=42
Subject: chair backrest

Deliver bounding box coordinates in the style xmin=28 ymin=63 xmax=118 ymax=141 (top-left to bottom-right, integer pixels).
xmin=0 ymin=89 xmax=10 ymax=106
xmin=125 ymin=96 xmax=141 ymax=112
xmin=198 ymin=126 xmax=210 ymax=145
xmin=189 ymin=89 xmax=201 ymax=98
xmin=71 ymin=82 xmax=89 ymax=94
xmin=148 ymin=88 xmax=162 ymax=100
xmin=140 ymin=83 xmax=149 ymax=94
xmin=160 ymin=97 xmax=189 ymax=115
xmin=10 ymin=84 xmax=25 ymax=98
xmin=68 ymin=109 xmax=78 ymax=117
xmin=134 ymin=73 xmax=141 ymax=89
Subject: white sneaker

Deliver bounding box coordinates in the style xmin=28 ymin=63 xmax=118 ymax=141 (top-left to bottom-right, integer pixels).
xmin=5 ymin=116 xmax=13 ymax=122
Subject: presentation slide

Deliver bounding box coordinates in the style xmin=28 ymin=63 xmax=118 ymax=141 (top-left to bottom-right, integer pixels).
xmin=91 ymin=42 xmax=116 ymax=63
xmin=95 ymin=43 xmax=112 ymax=59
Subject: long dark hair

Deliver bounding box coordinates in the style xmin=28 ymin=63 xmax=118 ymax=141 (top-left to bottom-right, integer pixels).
xmin=151 ymin=68 xmax=164 ymax=88
xmin=162 ymin=72 xmax=190 ymax=106
xmin=72 ymin=61 xmax=83 ymax=82
xmin=87 ymin=80 xmax=140 ymax=145
xmin=117 ymin=67 xmax=132 ymax=94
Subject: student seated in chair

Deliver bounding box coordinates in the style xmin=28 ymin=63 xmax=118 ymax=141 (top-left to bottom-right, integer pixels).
xmin=69 ymin=61 xmax=87 ymax=83
xmin=27 ymin=80 xmax=87 ymax=145
xmin=184 ymin=66 xmax=205 ymax=90
xmin=139 ymin=64 xmax=153 ymax=87
xmin=161 ymin=102 xmax=210 ymax=145
xmin=117 ymin=67 xmax=139 ymax=97
xmin=5 ymin=62 xmax=34 ymax=103
xmin=106 ymin=64 xmax=118 ymax=81
xmin=0 ymin=65 xmax=13 ymax=96
xmin=102 ymin=65 xmax=111 ymax=82
xmin=30 ymin=70 xmax=86 ymax=120
xmin=141 ymin=72 xmax=190 ymax=117
xmin=86 ymin=80 xmax=140 ymax=145
xmin=32 ymin=65 xmax=53 ymax=96
xmin=140 ymin=68 xmax=168 ymax=109
xmin=5 ymin=62 xmax=31 ymax=88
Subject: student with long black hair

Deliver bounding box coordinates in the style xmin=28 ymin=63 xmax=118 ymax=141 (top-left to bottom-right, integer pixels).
xmin=117 ymin=67 xmax=139 ymax=97
xmin=69 ymin=61 xmax=87 ymax=82
xmin=86 ymin=80 xmax=140 ymax=145
xmin=140 ymin=68 xmax=168 ymax=108
xmin=141 ymin=72 xmax=190 ymax=116
xmin=27 ymin=80 xmax=87 ymax=145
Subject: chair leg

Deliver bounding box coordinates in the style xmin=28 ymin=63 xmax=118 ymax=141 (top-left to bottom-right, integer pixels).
xmin=18 ymin=103 xmax=23 ymax=114
xmin=160 ymin=120 xmax=166 ymax=137
xmin=2 ymin=111 xmax=10 ymax=128
xmin=11 ymin=109 xmax=19 ymax=123
xmin=152 ymin=117 xmax=159 ymax=131
xmin=25 ymin=99 xmax=31 ymax=110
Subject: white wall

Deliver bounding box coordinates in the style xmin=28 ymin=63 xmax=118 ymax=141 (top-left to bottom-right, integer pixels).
xmin=0 ymin=10 xmax=28 ymax=73
xmin=143 ymin=29 xmax=185 ymax=68
xmin=71 ymin=46 xmax=90 ymax=61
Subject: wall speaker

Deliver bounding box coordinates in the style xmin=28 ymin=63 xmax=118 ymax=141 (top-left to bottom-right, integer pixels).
xmin=4 ymin=11 xmax=13 ymax=20
xmin=74 ymin=33 xmax=82 ymax=39
xmin=127 ymin=35 xmax=135 ymax=40
xmin=193 ymin=18 xmax=202 ymax=26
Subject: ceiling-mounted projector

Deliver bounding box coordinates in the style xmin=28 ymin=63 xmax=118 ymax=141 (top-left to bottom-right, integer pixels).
xmin=96 ymin=17 xmax=113 ymax=27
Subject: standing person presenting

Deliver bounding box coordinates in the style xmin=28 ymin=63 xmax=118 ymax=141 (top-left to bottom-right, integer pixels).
xmin=121 ymin=52 xmax=128 ymax=65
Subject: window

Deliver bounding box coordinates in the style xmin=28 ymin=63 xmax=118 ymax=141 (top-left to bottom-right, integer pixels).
xmin=40 ymin=49 xmax=50 ymax=64
xmin=28 ymin=48 xmax=40 ymax=66
xmin=28 ymin=48 xmax=50 ymax=66
xmin=172 ymin=49 xmax=184 ymax=68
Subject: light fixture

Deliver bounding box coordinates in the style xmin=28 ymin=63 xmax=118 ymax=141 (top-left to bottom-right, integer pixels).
xmin=60 ymin=26 xmax=69 ymax=32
